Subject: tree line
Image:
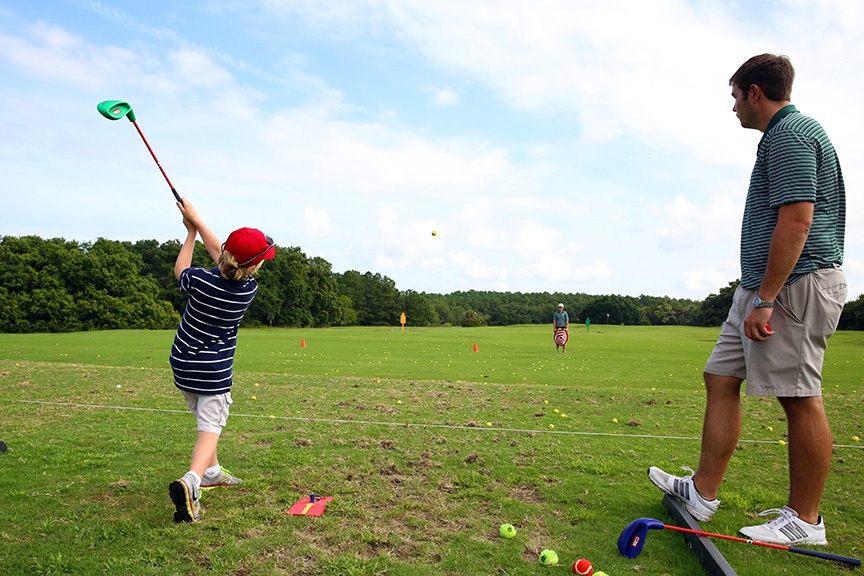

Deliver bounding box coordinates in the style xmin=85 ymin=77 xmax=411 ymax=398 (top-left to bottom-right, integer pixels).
xmin=1 ymin=235 xmax=861 ymax=333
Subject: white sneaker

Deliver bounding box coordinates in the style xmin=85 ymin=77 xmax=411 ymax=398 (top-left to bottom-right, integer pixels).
xmin=739 ymin=506 xmax=827 ymax=545
xmin=647 ymin=465 xmax=719 ymax=522
xmin=200 ymin=467 xmax=243 ymax=490
xmin=169 ymin=473 xmax=201 ymax=523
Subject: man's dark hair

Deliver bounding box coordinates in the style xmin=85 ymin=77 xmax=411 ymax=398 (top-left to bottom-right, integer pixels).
xmin=730 ymin=54 xmax=794 ymax=101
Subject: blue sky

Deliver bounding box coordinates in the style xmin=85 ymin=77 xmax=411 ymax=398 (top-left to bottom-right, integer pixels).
xmin=1 ymin=0 xmax=861 ymax=300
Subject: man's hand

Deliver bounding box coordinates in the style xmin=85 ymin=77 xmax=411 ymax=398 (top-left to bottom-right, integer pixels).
xmin=744 ymin=307 xmax=775 ymax=341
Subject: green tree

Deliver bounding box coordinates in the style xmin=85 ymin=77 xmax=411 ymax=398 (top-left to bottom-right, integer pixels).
xmin=307 ymin=257 xmax=341 ymax=327
xmin=0 ymin=236 xmax=177 ymax=332
xmin=335 ymin=271 xmax=401 ymax=326
xmin=251 ymin=246 xmax=313 ymax=327
xmin=75 ymin=239 xmax=178 ymax=330
xmin=401 ymin=290 xmax=438 ymax=327
xmin=692 ymin=281 xmax=739 ymax=326
xmin=582 ymin=295 xmax=649 ymax=325
xmin=0 ymin=236 xmax=85 ymax=332
xmin=838 ymin=293 xmax=864 ymax=330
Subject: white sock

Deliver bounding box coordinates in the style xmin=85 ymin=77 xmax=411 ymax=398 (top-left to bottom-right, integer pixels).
xmin=204 ymin=465 xmax=221 ymax=480
xmin=185 ymin=470 xmax=202 ymax=492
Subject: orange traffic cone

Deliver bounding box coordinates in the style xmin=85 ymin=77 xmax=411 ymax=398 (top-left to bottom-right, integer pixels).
xmin=301 ymin=338 xmax=306 ymax=348
xmin=472 ymin=342 xmax=478 ymax=352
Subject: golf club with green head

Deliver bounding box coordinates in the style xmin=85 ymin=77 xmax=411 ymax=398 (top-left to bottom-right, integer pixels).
xmin=96 ymin=100 xmax=182 ymax=203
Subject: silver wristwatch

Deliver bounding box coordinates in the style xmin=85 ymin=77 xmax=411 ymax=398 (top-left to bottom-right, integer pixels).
xmin=753 ymin=296 xmax=774 ymax=309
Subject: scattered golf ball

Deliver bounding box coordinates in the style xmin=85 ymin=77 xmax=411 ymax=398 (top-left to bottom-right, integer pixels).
xmin=539 ymin=549 xmax=559 ymax=566
xmin=254 ymin=383 xmax=259 ymax=387
xmin=251 ymin=395 xmax=257 ymax=400
xmin=269 ymin=415 xmax=275 ymax=419
xmin=553 ymin=409 xmax=560 ymax=414
xmin=767 ymin=426 xmax=773 ymax=432
xmin=611 ymin=418 xmax=618 ymax=424
xmin=572 ymin=558 xmax=593 ymax=575
xmin=852 ymin=436 xmax=860 ymax=442
xmin=116 ymin=384 xmax=121 ymax=389
xmin=544 ymin=400 xmax=549 ymax=404
xmin=498 ymin=523 xmax=516 ymax=539
xmin=549 ymin=424 xmax=555 ymax=429
xmin=593 ymin=572 xmax=609 ymax=576
xmin=397 ymin=400 xmax=402 ymax=404
xmin=778 ymin=439 xmax=785 ymax=445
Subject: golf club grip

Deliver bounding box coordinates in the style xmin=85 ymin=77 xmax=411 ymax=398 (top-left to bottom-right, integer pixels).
xmin=788 ymin=546 xmax=861 ymax=566
xmin=172 ymin=188 xmax=183 ymax=204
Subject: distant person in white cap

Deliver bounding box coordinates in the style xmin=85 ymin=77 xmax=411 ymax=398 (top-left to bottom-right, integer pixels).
xmin=552 ymin=303 xmax=569 ymax=353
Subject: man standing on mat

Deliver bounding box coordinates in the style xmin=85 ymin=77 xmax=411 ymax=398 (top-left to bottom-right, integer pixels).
xmin=553 ymin=303 xmax=569 ymax=353
xmin=648 ymin=54 xmax=846 ymax=546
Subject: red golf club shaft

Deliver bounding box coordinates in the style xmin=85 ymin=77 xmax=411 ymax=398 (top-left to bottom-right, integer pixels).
xmin=662 ymin=524 xmax=860 ymax=566
xmin=664 ymin=524 xmax=786 ymax=549
xmin=131 ymin=120 xmax=182 ymax=203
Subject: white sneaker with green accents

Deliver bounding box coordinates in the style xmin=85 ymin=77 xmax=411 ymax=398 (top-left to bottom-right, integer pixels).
xmin=200 ymin=467 xmax=243 ymax=490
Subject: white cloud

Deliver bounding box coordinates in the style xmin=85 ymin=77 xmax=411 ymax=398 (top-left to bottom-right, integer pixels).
xmin=656 ymin=194 xmax=741 ymax=252
xmin=432 ymin=87 xmax=459 ymax=107
xmin=681 ymin=268 xmax=734 ymax=296
xmin=449 ymin=251 xmax=508 ymax=282
xmin=303 ymin=206 xmax=333 ymax=237
xmin=167 ymin=49 xmax=234 ymax=87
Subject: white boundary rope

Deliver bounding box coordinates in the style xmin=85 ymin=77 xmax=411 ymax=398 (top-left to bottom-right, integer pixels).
xmin=13 ymin=400 xmax=862 ymax=448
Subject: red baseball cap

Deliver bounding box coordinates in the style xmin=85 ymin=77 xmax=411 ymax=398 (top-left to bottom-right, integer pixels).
xmin=224 ymin=228 xmax=276 ymax=267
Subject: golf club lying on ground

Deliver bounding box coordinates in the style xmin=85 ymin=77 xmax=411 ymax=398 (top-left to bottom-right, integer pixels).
xmin=96 ymin=100 xmax=182 ymax=203
xmin=618 ymin=517 xmax=861 ymax=567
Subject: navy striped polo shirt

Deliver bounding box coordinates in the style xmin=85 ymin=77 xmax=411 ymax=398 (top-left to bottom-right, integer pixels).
xmin=170 ymin=266 xmax=258 ymax=395
xmin=740 ymin=105 xmax=845 ymax=290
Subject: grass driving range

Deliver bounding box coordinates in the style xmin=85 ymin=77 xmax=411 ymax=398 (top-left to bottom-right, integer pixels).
xmin=0 ymin=325 xmax=861 ymax=575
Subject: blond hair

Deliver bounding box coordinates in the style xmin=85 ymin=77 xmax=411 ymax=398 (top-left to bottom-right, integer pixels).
xmin=219 ymin=249 xmax=263 ymax=281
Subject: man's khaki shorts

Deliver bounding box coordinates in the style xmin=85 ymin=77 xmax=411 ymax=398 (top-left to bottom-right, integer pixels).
xmin=704 ymin=267 xmax=847 ymax=397
xmin=181 ymin=390 xmax=232 ymax=434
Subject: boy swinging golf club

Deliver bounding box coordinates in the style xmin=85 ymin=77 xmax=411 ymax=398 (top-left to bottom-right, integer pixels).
xmin=98 ymin=98 xmax=277 ymax=522
xmin=168 ymin=199 xmax=275 ymax=522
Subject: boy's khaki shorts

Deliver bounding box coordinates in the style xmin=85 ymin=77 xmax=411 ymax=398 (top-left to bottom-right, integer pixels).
xmin=181 ymin=390 xmax=232 ymax=434
xmin=704 ymin=267 xmax=847 ymax=397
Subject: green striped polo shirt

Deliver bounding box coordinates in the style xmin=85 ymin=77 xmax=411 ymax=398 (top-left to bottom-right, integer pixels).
xmin=740 ymin=105 xmax=845 ymax=290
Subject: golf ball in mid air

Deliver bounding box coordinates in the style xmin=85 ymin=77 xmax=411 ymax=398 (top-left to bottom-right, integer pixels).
xmin=498 ymin=523 xmax=516 ymax=539
xmin=431 ymin=230 xmax=437 ymax=236
xmin=538 ymin=550 xmax=559 ymax=566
